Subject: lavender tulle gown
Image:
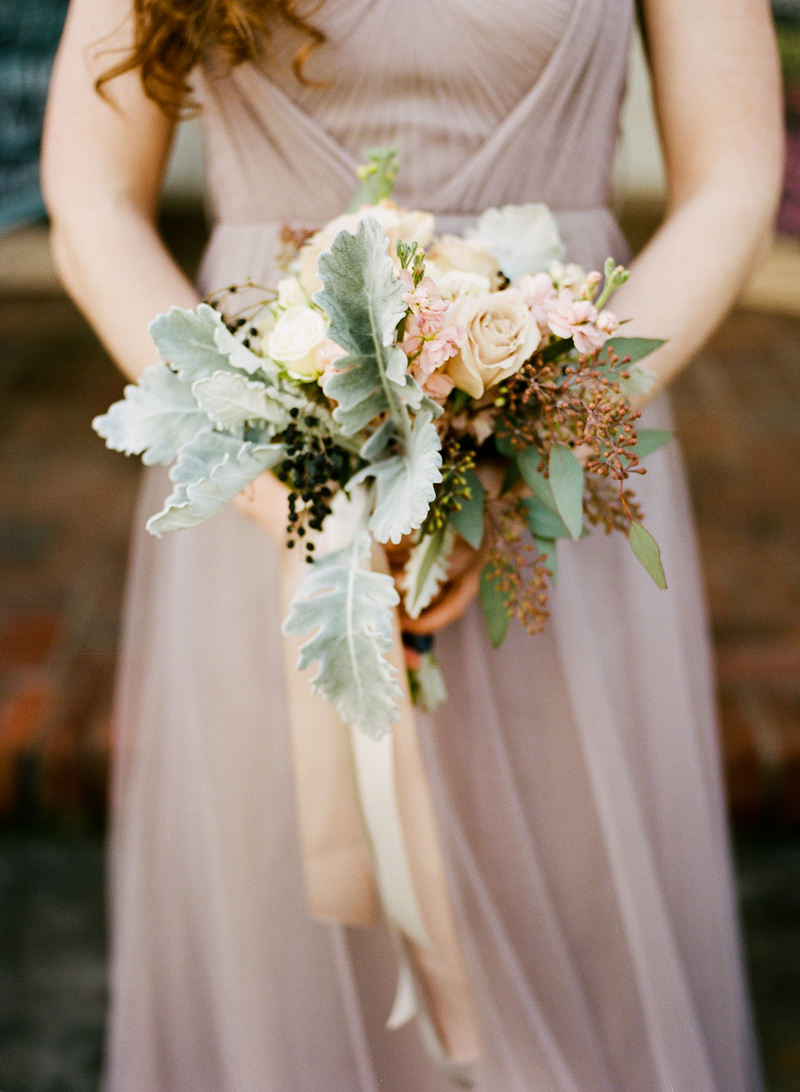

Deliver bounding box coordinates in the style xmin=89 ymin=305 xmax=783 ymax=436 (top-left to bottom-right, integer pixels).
xmin=103 ymin=1 xmax=764 ymax=1089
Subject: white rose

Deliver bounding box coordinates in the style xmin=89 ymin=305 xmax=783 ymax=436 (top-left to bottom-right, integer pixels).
xmin=268 ymin=307 xmax=328 ymax=380
xmin=445 ymin=289 xmax=541 ymax=399
xmin=465 ymin=204 xmax=565 ymax=283
xmin=276 ymin=277 xmax=308 ymax=309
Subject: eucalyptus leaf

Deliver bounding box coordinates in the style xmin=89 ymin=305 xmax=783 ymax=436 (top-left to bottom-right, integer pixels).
xmin=631 ymin=428 xmax=672 ymax=459
xmin=533 ymin=536 xmax=558 ymax=584
xmin=350 ymin=410 xmax=443 ymax=544
xmin=628 ymin=520 xmax=667 ymax=590
xmin=522 ymin=496 xmax=571 ymax=540
xmin=192 ymin=370 xmax=290 ymax=431
xmin=548 ymin=444 xmax=584 ymax=541
xmin=316 ymin=218 xmax=419 ymax=435
xmin=501 ymin=460 xmax=521 ymax=495
xmin=494 ymin=434 xmax=516 ymax=458
xmin=92 ymin=362 xmax=209 ymax=466
xmin=603 ymin=337 xmax=665 ymax=365
xmin=146 ymin=431 xmax=283 ymax=536
xmin=515 ymin=448 xmax=558 ymax=513
xmin=448 ymin=469 xmax=485 ymax=549
xmin=282 ymin=530 xmax=403 ymax=738
xmin=479 ymin=564 xmax=510 ymax=648
xmin=404 ymin=526 xmax=454 ymax=619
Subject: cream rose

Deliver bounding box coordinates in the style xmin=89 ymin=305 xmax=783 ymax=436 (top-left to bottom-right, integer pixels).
xmin=267 ymin=306 xmax=328 ymax=378
xmin=445 ymin=289 xmax=541 ymax=399
xmin=426 ymin=234 xmax=501 ymax=286
xmin=433 ymin=268 xmax=492 ymax=300
xmin=298 ymin=201 xmax=435 ymax=295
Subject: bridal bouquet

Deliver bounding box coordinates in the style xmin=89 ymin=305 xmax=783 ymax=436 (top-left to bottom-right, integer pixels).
xmin=94 ymin=150 xmax=669 ymax=738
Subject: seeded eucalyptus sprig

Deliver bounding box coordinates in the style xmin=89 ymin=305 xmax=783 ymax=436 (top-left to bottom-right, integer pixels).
xmin=421 ymin=443 xmax=476 ymax=536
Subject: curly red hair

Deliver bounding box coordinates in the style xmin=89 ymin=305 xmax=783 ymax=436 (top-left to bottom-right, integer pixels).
xmin=97 ymin=0 xmax=325 ymax=115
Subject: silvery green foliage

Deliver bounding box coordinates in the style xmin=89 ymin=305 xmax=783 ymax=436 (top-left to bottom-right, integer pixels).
xmin=403 ymin=526 xmax=454 ymax=619
xmin=149 ymin=303 xmax=268 ymax=381
xmin=466 ymin=204 xmax=565 ymax=283
xmin=316 ymin=218 xmax=425 ymax=436
xmin=93 ymin=362 xmax=210 ymax=466
xmin=351 ymin=410 xmax=443 ymax=545
xmin=146 ymin=431 xmax=283 ymax=536
xmin=282 ymin=531 xmax=402 ymax=738
xmin=192 ymin=370 xmax=291 ymax=431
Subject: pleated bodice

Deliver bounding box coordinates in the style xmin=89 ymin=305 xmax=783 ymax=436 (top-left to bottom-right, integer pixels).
xmin=197 ymin=0 xmax=633 ymax=232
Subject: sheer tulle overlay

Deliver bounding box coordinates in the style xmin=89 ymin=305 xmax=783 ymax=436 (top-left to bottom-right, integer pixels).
xmin=104 ymin=1 xmax=764 ymax=1089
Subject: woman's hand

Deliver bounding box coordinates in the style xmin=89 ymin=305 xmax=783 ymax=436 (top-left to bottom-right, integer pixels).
xmin=233 ymin=471 xmax=290 ymax=544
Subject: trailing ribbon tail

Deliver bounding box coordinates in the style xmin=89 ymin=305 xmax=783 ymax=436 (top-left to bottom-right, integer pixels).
xmin=279 ymin=490 xmax=480 ymax=1082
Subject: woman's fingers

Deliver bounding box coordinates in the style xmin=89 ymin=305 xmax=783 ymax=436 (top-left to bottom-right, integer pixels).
xmin=233 ymin=471 xmax=290 ymax=543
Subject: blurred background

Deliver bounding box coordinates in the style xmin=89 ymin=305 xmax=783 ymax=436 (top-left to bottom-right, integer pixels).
xmin=1 ymin=4 xmax=800 ymax=1090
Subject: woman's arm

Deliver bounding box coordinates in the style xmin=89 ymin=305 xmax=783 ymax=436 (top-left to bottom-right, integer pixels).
xmin=42 ymin=0 xmax=292 ymax=539
xmin=613 ymin=0 xmax=783 ymax=403
xmin=41 ymin=0 xmax=199 ymax=381
xmin=410 ymin=0 xmax=783 ymax=633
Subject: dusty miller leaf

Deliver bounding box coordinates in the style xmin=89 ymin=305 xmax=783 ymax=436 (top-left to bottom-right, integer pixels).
xmin=282 ymin=530 xmax=402 ymax=738
xmin=403 ymin=526 xmax=454 ymax=619
xmin=146 ymin=431 xmax=283 ymax=536
xmin=192 ymin=370 xmax=291 ymax=431
xmin=316 ymin=218 xmax=422 ymax=435
xmin=92 ymin=362 xmax=209 ymax=466
xmin=149 ymin=303 xmax=267 ymax=382
xmin=350 ymin=410 xmax=443 ymax=544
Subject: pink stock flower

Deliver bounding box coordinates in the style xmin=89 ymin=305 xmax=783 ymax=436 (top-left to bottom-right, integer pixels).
xmin=316 ymin=339 xmax=348 ymax=386
xmin=401 ymin=271 xmax=449 ymax=313
xmin=517 ymin=272 xmax=557 ymax=326
xmin=416 ymin=325 xmax=467 ymax=375
xmin=404 ymin=320 xmax=466 ymax=373
xmin=415 ymin=369 xmax=455 ymax=402
xmin=596 ymin=310 xmax=619 ymax=337
xmin=543 ymin=289 xmax=609 ymax=354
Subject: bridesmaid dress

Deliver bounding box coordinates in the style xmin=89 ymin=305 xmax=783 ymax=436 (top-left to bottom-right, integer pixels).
xmin=103 ymin=1 xmax=765 ymax=1090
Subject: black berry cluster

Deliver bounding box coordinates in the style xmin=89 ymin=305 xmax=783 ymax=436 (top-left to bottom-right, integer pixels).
xmin=277 ymin=409 xmax=348 ymax=561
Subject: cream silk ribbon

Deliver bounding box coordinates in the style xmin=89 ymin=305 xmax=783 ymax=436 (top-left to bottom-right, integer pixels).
xmin=278 ymin=493 xmax=480 ymax=1072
